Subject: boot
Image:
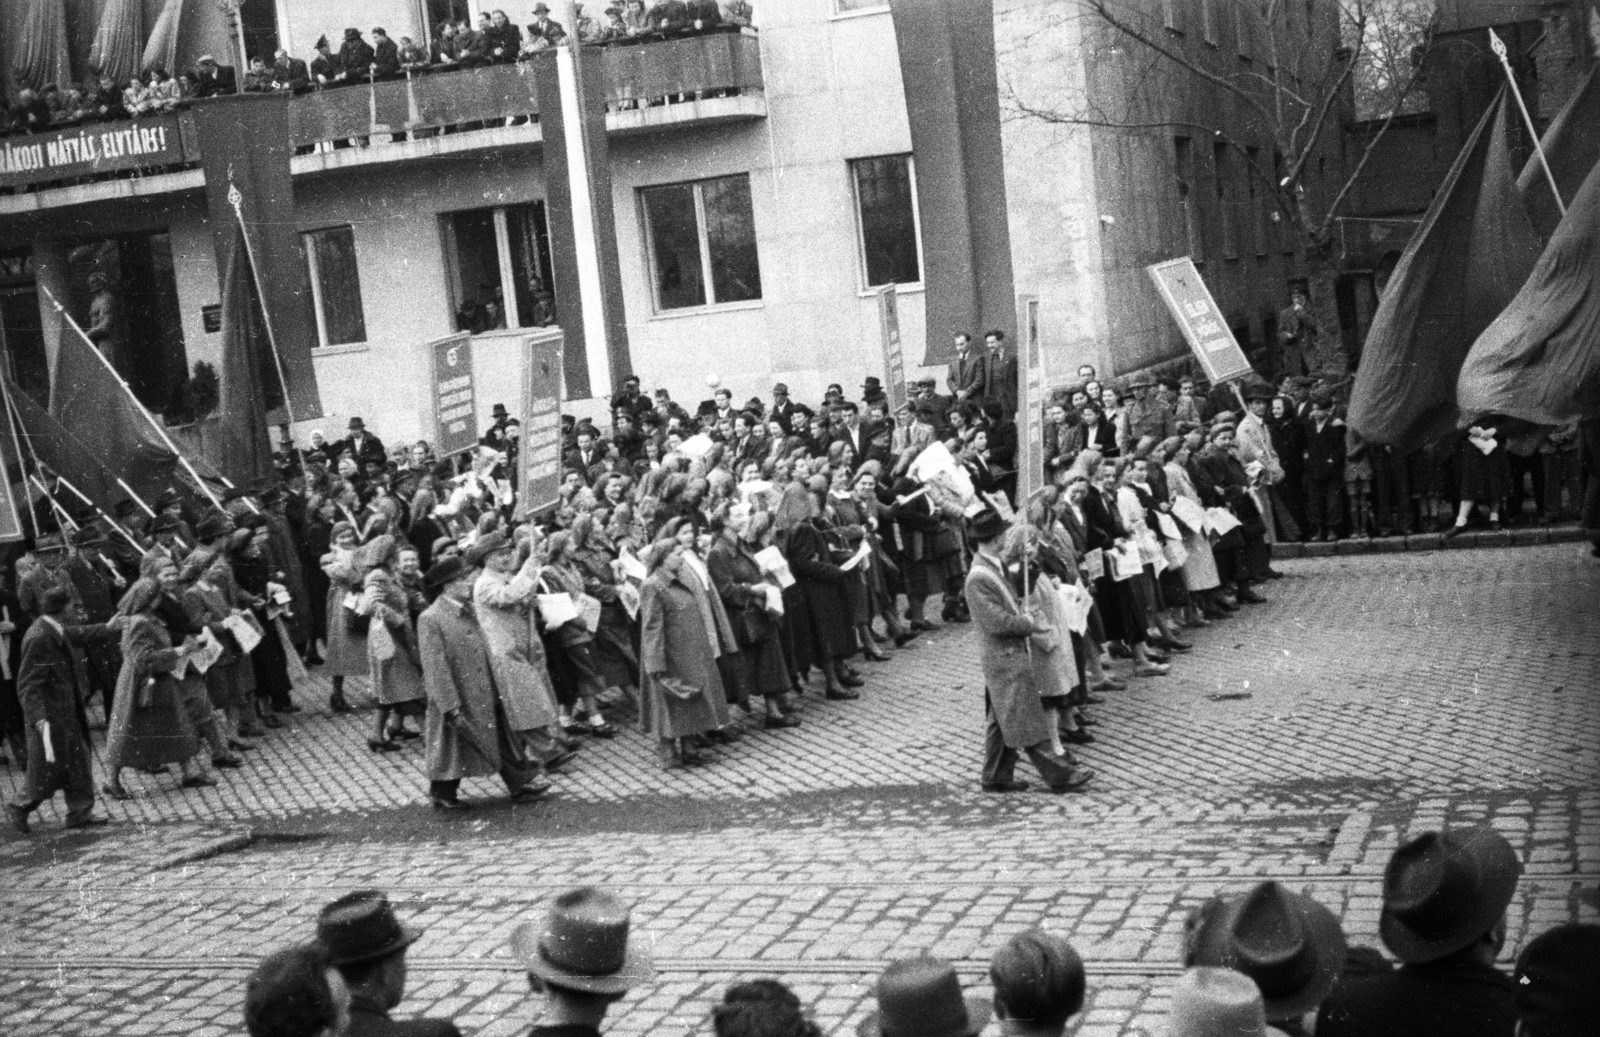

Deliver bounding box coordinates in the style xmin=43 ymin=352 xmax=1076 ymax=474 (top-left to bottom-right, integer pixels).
xmin=1132 ymin=643 xmax=1170 ymax=677
xmin=329 ymin=689 xmax=353 ymax=714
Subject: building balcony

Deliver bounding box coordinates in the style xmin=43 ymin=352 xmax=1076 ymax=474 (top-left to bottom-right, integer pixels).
xmin=0 ymin=30 xmax=765 ymax=215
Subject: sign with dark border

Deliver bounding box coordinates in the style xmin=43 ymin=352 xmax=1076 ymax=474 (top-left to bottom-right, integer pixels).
xmin=1147 ymin=257 xmax=1255 ymax=384
xmin=429 ymin=333 xmax=478 ymax=456
xmin=0 ymin=114 xmax=190 ymax=189
xmin=518 ymin=329 xmax=564 ymax=518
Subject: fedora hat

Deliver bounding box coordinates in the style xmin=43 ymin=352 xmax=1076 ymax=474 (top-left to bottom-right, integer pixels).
xmin=1127 ymin=373 xmax=1157 ymax=389
xmin=857 ymin=957 xmax=990 ymax=1037
xmin=1167 ymin=967 xmax=1274 ymax=1037
xmin=463 ymin=530 xmax=511 ymax=567
xmin=968 ymin=508 xmax=1010 ymax=544
xmin=511 ymin=887 xmax=653 ymax=995
xmin=1379 ymin=827 xmax=1521 ymax=964
xmin=1241 ymin=382 xmax=1276 ymax=402
xmin=316 ymin=890 xmax=422 ymax=966
xmin=348 ymin=416 xmax=367 ymax=430
xmin=423 ymin=555 xmax=467 ymax=591
xmin=1188 ymin=881 xmax=1346 ymax=1020
xmin=492 ymin=402 xmax=510 ymax=418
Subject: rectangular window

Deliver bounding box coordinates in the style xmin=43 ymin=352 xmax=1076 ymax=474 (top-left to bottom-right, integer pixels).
xmin=1214 ymin=141 xmax=1238 ymax=259
xmin=1201 ymin=0 xmax=1217 ymax=44
xmin=641 ymin=174 xmax=762 ymax=311
xmin=833 ymin=0 xmax=888 ymax=14
xmin=1235 ymin=2 xmax=1252 ymax=59
xmin=1245 ymin=146 xmax=1267 ymax=256
xmin=1175 ymin=136 xmax=1202 ymax=259
xmin=441 ymin=202 xmax=556 ymax=333
xmin=302 ymin=226 xmax=367 ymax=347
xmin=851 ymin=154 xmax=923 ymax=289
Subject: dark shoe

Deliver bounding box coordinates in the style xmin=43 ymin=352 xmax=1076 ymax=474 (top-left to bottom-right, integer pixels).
xmin=703 ymin=727 xmax=741 ymax=746
xmin=764 ymin=714 xmax=802 ymax=729
xmin=1083 ymin=694 xmax=1106 ymax=705
xmin=581 ymin=719 xmax=617 ymax=739
xmin=1090 ymin=678 xmax=1127 ymax=692
xmin=430 ymin=796 xmax=470 ymax=811
xmin=367 ymin=738 xmax=402 ymax=753
xmin=390 ymin=728 xmax=422 ymax=741
xmin=65 ymin=813 xmax=110 ymax=828
xmin=7 ymin=803 xmax=30 ymax=834
xmin=893 ymin=630 xmax=921 ymax=648
xmin=1134 ymin=661 xmax=1171 ymax=677
xmin=981 ymin=780 xmax=1029 ymax=793
xmin=238 ymin=724 xmax=267 ymax=738
xmin=1236 ymin=588 xmax=1268 ymax=605
xmin=677 ymin=748 xmax=708 ymax=766
xmin=279 ymin=703 xmax=302 ymax=714
xmin=1065 ymin=728 xmax=1096 ymax=745
xmin=509 ymin=784 xmax=550 ymax=804
xmin=1077 ymin=713 xmax=1099 ymax=727
xmin=869 ymin=628 xmax=889 ymax=644
xmin=262 ymin=714 xmax=284 ymax=729
xmin=101 ymin=782 xmax=131 ymax=801
xmin=302 ymin=652 xmax=324 ymax=667
xmin=838 ymin=672 xmax=865 ymax=688
xmin=862 ymin=645 xmax=891 ymax=662
xmin=543 ymin=749 xmax=579 ymax=772
xmin=1214 ymin=596 xmax=1239 ymax=613
xmin=1263 ymin=568 xmax=1285 ymax=580
xmin=181 ymin=775 xmax=218 ymax=789
xmin=212 ymin=755 xmax=244 ymax=769
xmin=825 ymin=687 xmax=860 ymax=701
xmin=1154 ymin=635 xmax=1192 ymax=652
xmin=1141 ymin=648 xmax=1170 ymax=664
xmin=1108 ymin=642 xmax=1134 ymax=660
xmin=910 ymin=618 xmax=937 ymax=632
xmin=1047 ymin=767 xmax=1095 ymax=792
xmin=329 ymin=692 xmax=353 ymax=714
xmin=951 ymin=609 xmax=971 ymax=624
xmin=228 ymin=738 xmax=256 ymax=752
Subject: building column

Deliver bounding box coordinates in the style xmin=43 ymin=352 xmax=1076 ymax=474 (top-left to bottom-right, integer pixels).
xmin=31 ymin=239 xmax=71 ymax=394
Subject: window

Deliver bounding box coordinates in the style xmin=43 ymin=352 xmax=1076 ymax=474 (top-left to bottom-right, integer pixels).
xmin=1214 ymin=142 xmax=1238 ymax=258
xmin=1245 ymin=146 xmax=1267 ymax=256
xmin=641 ymin=174 xmax=762 ymax=311
xmin=851 ymin=155 xmax=922 ymax=289
xmin=1201 ymin=0 xmax=1217 ymax=44
xmin=302 ymin=226 xmax=367 ymax=348
xmin=1162 ymin=0 xmax=1181 ymax=32
xmin=442 ymin=203 xmax=556 ymax=333
xmin=239 ymin=0 xmax=280 ymax=62
xmin=1235 ymin=1 xmax=1253 ymax=59
xmin=1175 ymin=136 xmax=1202 ymax=259
xmin=833 ymin=0 xmax=888 ymax=14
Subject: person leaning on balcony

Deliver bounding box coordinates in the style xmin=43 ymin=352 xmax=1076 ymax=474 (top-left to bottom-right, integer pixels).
xmin=686 ymin=0 xmax=723 ymax=31
xmin=371 ymin=29 xmax=402 ymax=79
xmin=271 ymin=49 xmax=311 ymax=92
xmin=486 ymin=10 xmax=524 ymax=62
xmin=311 ymin=36 xmax=345 ymax=86
xmin=193 ymin=55 xmax=238 ymax=97
xmin=339 ymin=29 xmax=378 ymax=84
xmin=522 ymin=3 xmax=569 ymax=53
xmin=398 ymin=36 xmax=430 ymax=72
xmin=648 ymin=0 xmax=691 ymax=33
xmin=724 ymin=0 xmax=754 ymax=28
xmin=621 ymin=0 xmax=651 ymax=36
xmin=452 ymin=18 xmax=491 ymax=66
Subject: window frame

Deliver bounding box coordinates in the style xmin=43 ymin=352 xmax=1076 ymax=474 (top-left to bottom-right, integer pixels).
xmin=849 ymin=153 xmax=926 ymax=294
xmin=830 ymin=0 xmax=890 ymax=18
xmin=639 ymin=173 xmax=762 ymax=314
xmin=301 ymin=224 xmax=367 ymax=350
xmin=440 ymin=202 xmax=556 ymax=333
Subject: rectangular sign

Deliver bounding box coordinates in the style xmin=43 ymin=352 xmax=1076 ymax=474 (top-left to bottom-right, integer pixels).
xmin=1146 ymin=257 xmax=1255 ymax=384
xmin=1016 ymin=294 xmax=1044 ymax=506
xmin=0 ymin=114 xmax=190 ymax=189
xmin=878 ymin=284 xmax=907 ymax=413
xmin=429 ymin=333 xmax=478 ymax=456
xmin=518 ymin=329 xmax=565 ymax=518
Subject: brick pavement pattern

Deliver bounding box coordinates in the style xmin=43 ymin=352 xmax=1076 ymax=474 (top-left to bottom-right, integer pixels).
xmin=1 ymin=545 xmax=1596 ymax=1036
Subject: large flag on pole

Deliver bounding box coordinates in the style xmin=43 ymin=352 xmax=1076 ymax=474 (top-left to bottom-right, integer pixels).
xmin=1517 ymin=65 xmax=1598 ymax=239
xmin=1347 ymin=91 xmax=1542 ymax=452
xmin=1457 ymin=157 xmax=1600 ymax=428
xmin=889 ymin=0 xmax=1018 ymax=368
xmin=7 ymin=374 xmax=120 ymax=507
xmin=532 ymin=8 xmax=630 ymax=401
xmin=205 ymin=226 xmax=278 ymax=487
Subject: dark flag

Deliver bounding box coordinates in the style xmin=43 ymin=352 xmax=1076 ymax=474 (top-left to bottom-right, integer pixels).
xmin=531 ymin=43 xmax=630 ymax=401
xmin=1347 ymin=91 xmax=1542 ymax=452
xmin=47 ymin=322 xmax=179 ymax=505
xmin=1457 ymin=157 xmax=1600 ymax=428
xmin=206 ymin=226 xmax=278 ymax=487
xmin=1517 ymin=65 xmax=1599 ymax=240
xmin=191 ymin=92 xmax=323 ymax=423
xmin=7 ymin=373 xmax=119 ymax=506
xmin=889 ymin=0 xmax=1018 ymax=366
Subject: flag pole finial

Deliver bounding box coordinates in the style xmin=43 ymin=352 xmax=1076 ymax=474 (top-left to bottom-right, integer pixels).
xmin=1488 ymin=27 xmax=1567 ymax=219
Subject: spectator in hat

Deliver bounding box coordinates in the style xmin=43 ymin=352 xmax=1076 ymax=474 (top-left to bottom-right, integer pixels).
xmin=610 ymin=375 xmax=653 ymax=426
xmin=1513 ymin=923 xmax=1600 ymax=1037
xmin=311 ymin=35 xmax=345 ymax=85
xmin=967 ymin=509 xmax=1092 ymax=793
xmin=858 ymin=957 xmax=990 ymax=1037
xmin=370 ymin=28 xmax=402 ymax=78
xmin=339 ymin=29 xmax=378 ymax=82
xmin=1317 ymin=827 xmax=1523 ymax=1037
xmin=245 ymin=942 xmax=352 ymax=1037
xmin=862 ymin=376 xmax=887 ymax=409
xmin=339 ymin=417 xmax=388 ymax=472
xmin=525 ymin=3 xmax=568 ymax=51
xmin=988 ymin=930 xmax=1086 ymax=1036
xmin=948 ymin=332 xmax=987 ymax=403
xmin=1117 ymin=374 xmax=1177 ymax=457
xmin=1167 ymin=967 xmax=1291 ymax=1037
xmin=417 ymin=555 xmax=548 ymax=809
xmin=1278 ymin=286 xmax=1317 ymax=380
xmin=1184 ymin=880 xmax=1347 ymax=1032
xmin=509 ymin=886 xmax=653 ymax=1036
xmin=192 ymin=54 xmax=237 ymax=97
xmin=1301 ymin=390 xmax=1345 ymax=542
xmin=712 ymin=979 xmax=820 ymax=1037
xmin=769 ymin=383 xmax=802 ymax=434
xmin=315 ymin=889 xmax=460 ymax=1037
xmin=6 ymin=586 xmax=121 ymax=835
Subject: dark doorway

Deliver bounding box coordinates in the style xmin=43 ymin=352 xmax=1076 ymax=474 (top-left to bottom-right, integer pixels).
xmin=239 ymin=2 xmax=281 ymax=63
xmin=0 ymin=250 xmax=48 ymax=405
xmin=66 ymin=233 xmax=189 ymax=421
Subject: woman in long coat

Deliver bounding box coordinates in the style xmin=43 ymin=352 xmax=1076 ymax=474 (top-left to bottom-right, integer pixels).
xmin=568 ymin=513 xmax=639 ymax=697
xmin=538 ymin=531 xmax=617 ymax=737
xmin=772 ymin=483 xmax=857 ymax=699
xmin=1162 ymin=437 xmax=1223 ymax=617
xmin=320 ymin=520 xmax=368 ymax=713
xmin=706 ymin=510 xmax=795 ymax=728
xmin=639 ymin=539 xmax=738 ymax=768
xmin=102 ymin=576 xmax=208 ymax=797
xmin=473 ymin=531 xmax=567 ymax=763
xmin=360 ymin=535 xmax=426 ymax=752
xmin=181 ymin=548 xmax=259 ymax=747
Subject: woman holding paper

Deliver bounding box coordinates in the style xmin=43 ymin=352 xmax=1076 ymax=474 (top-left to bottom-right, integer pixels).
xmin=181 ymin=549 xmax=264 ymax=748
xmin=1161 ymin=437 xmax=1224 ymax=619
xmin=569 ymin=514 xmax=640 ymax=698
xmin=538 ymin=532 xmax=618 ymax=738
xmin=320 ymin=521 xmax=369 ymax=714
xmin=707 ymin=510 xmax=798 ymax=729
xmin=773 ymin=483 xmax=860 ymax=700
xmin=826 ymin=465 xmax=883 ymax=663
xmin=359 ymin=536 xmax=427 ymax=752
xmin=1077 ymin=455 xmax=1169 ymax=678
xmin=639 ymin=537 xmax=740 ymax=768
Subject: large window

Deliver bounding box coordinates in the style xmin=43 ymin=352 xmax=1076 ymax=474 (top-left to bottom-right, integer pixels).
xmin=641 ymin=174 xmax=761 ymax=311
xmin=442 ymin=203 xmax=556 ymax=333
xmin=302 ymin=226 xmax=367 ymax=348
xmin=833 ymin=0 xmax=888 ymax=13
xmin=851 ymin=155 xmax=922 ymax=289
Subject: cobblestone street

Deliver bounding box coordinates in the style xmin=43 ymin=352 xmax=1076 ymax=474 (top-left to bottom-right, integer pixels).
xmin=2 ymin=544 xmax=1597 ymax=1036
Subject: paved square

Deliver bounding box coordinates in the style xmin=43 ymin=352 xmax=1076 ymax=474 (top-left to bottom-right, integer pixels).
xmin=2 ymin=545 xmax=1597 ymax=1036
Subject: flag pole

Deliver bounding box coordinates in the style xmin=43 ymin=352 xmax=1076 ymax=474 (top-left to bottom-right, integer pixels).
xmin=118 ymin=480 xmax=158 ymax=518
xmin=30 ymin=476 xmax=80 ymax=530
xmin=54 ymin=475 xmax=144 ymax=552
xmin=2 ymin=379 xmax=77 ymax=534
xmin=229 ymin=184 xmax=298 ymax=428
xmin=1489 ymin=28 xmax=1567 ymax=219
xmin=37 ymin=284 xmax=227 ymax=510
xmin=0 ymin=374 xmax=43 ymax=542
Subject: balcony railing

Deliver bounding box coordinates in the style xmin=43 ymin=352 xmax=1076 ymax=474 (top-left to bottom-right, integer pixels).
xmin=0 ymin=30 xmax=764 ymax=196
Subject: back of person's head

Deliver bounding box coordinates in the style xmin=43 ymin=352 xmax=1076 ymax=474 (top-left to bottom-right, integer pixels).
xmin=712 ymin=979 xmax=821 ymax=1037
xmin=989 ymin=930 xmax=1085 ymax=1029
xmin=982 ymin=400 xmax=1003 ymax=423
xmin=39 ymin=586 xmax=72 ymax=617
xmin=244 ymin=943 xmax=346 ymax=1037
xmin=1514 ymin=923 xmax=1600 ymax=1037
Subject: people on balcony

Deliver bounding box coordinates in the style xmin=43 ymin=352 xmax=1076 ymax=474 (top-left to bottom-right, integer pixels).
xmin=192 ymin=56 xmax=238 ymax=98
xmin=271 ymin=49 xmax=312 ymax=93
xmin=338 ymin=29 xmax=378 ymax=83
xmin=373 ymin=29 xmax=403 ymax=79
xmin=486 ymin=11 xmax=525 ymax=62
xmin=523 ymin=3 xmax=570 ymax=53
xmin=311 ymin=36 xmax=345 ymax=87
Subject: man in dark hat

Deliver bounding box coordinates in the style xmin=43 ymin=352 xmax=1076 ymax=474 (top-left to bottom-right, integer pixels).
xmin=610 ymin=376 xmax=652 ymax=426
xmin=527 ymin=3 xmax=568 ymax=47
xmin=966 ymin=509 xmax=1092 ymax=794
xmin=1317 ymin=827 xmax=1523 ymax=1037
xmin=311 ymin=35 xmax=345 ymax=85
xmin=768 ymin=382 xmax=800 ymax=433
xmin=317 ymin=890 xmax=460 ymax=1037
xmin=1277 ymin=286 xmax=1317 ymax=380
xmin=1302 ymin=389 xmax=1345 ymax=542
xmin=859 ymin=957 xmax=989 ymax=1037
xmin=862 ymin=376 xmax=888 ymax=409
xmin=337 ymin=417 xmax=388 ymax=471
xmin=417 ymin=556 xmax=547 ymax=810
xmin=338 ymin=28 xmax=377 ymax=82
xmin=6 ymin=586 xmax=120 ymax=834
xmin=63 ymin=528 xmax=124 ymax=715
xmin=192 ymin=54 xmax=238 ymax=97
xmin=481 ymin=403 xmax=521 ymax=482
xmin=510 ymin=886 xmax=652 ymax=1037
xmin=914 ymin=376 xmax=953 ymax=432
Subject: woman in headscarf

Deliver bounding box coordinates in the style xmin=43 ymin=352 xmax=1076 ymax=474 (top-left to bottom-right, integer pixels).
xmin=639 ymin=536 xmax=739 ymax=768
xmin=102 ymin=562 xmax=219 ymax=798
xmin=359 ymin=535 xmax=426 ymax=751
xmin=320 ymin=520 xmax=368 ymax=714
xmin=180 ymin=547 xmax=260 ymax=749
xmin=658 ymin=516 xmax=738 ymax=738
xmin=771 ymin=482 xmax=859 ymax=700
xmin=706 ymin=508 xmax=796 ymax=729
xmin=231 ymin=515 xmax=296 ymax=727
xmin=406 ymin=488 xmax=446 ymax=572
xmin=538 ymin=531 xmax=617 ymax=738
xmin=569 ymin=512 xmax=640 ymax=701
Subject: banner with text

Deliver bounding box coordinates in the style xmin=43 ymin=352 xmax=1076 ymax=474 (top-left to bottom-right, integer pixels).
xmin=1146 ymin=258 xmax=1255 ymax=384
xmin=429 ymin=333 xmax=478 ymax=456
xmin=0 ymin=114 xmax=190 ymax=190
xmin=1016 ymin=295 xmax=1045 ymax=506
xmin=518 ymin=329 xmax=565 ymax=518
xmin=878 ymin=285 xmax=907 ymax=413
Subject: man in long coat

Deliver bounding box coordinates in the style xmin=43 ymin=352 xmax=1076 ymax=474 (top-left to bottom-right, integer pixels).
xmin=965 ymin=511 xmax=1092 ymax=794
xmin=7 ymin=587 xmax=121 ymax=833
xmin=418 ymin=557 xmax=546 ymax=811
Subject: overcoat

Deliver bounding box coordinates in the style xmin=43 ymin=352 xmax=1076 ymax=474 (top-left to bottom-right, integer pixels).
xmin=321 ymin=548 xmax=370 ymax=677
xmin=964 ymin=551 xmax=1052 ymax=749
xmin=473 ymin=566 xmax=561 ymax=732
xmin=638 ymin=567 xmax=737 ymax=740
xmin=181 ymin=580 xmax=256 ymax=708
xmin=104 ymin=612 xmax=199 ymax=770
xmin=14 ymin=617 xmax=116 ymax=802
xmin=418 ymin=596 xmax=504 ymax=781
xmin=361 ymin=569 xmax=425 ymax=706
xmin=705 ymin=534 xmax=789 ymax=700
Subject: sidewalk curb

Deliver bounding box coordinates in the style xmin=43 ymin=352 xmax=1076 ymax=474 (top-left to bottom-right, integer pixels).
xmin=1274 ymin=524 xmax=1589 ymax=560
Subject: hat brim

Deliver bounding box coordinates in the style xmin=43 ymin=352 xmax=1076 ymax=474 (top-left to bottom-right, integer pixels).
xmin=511 ymin=921 xmax=654 ymax=996
xmin=1380 ymin=833 xmax=1521 ymax=964
xmin=1190 ymin=894 xmax=1348 ymax=1021
xmin=855 ymin=997 xmax=992 ymax=1037
xmin=324 ymin=923 xmax=423 ymax=966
